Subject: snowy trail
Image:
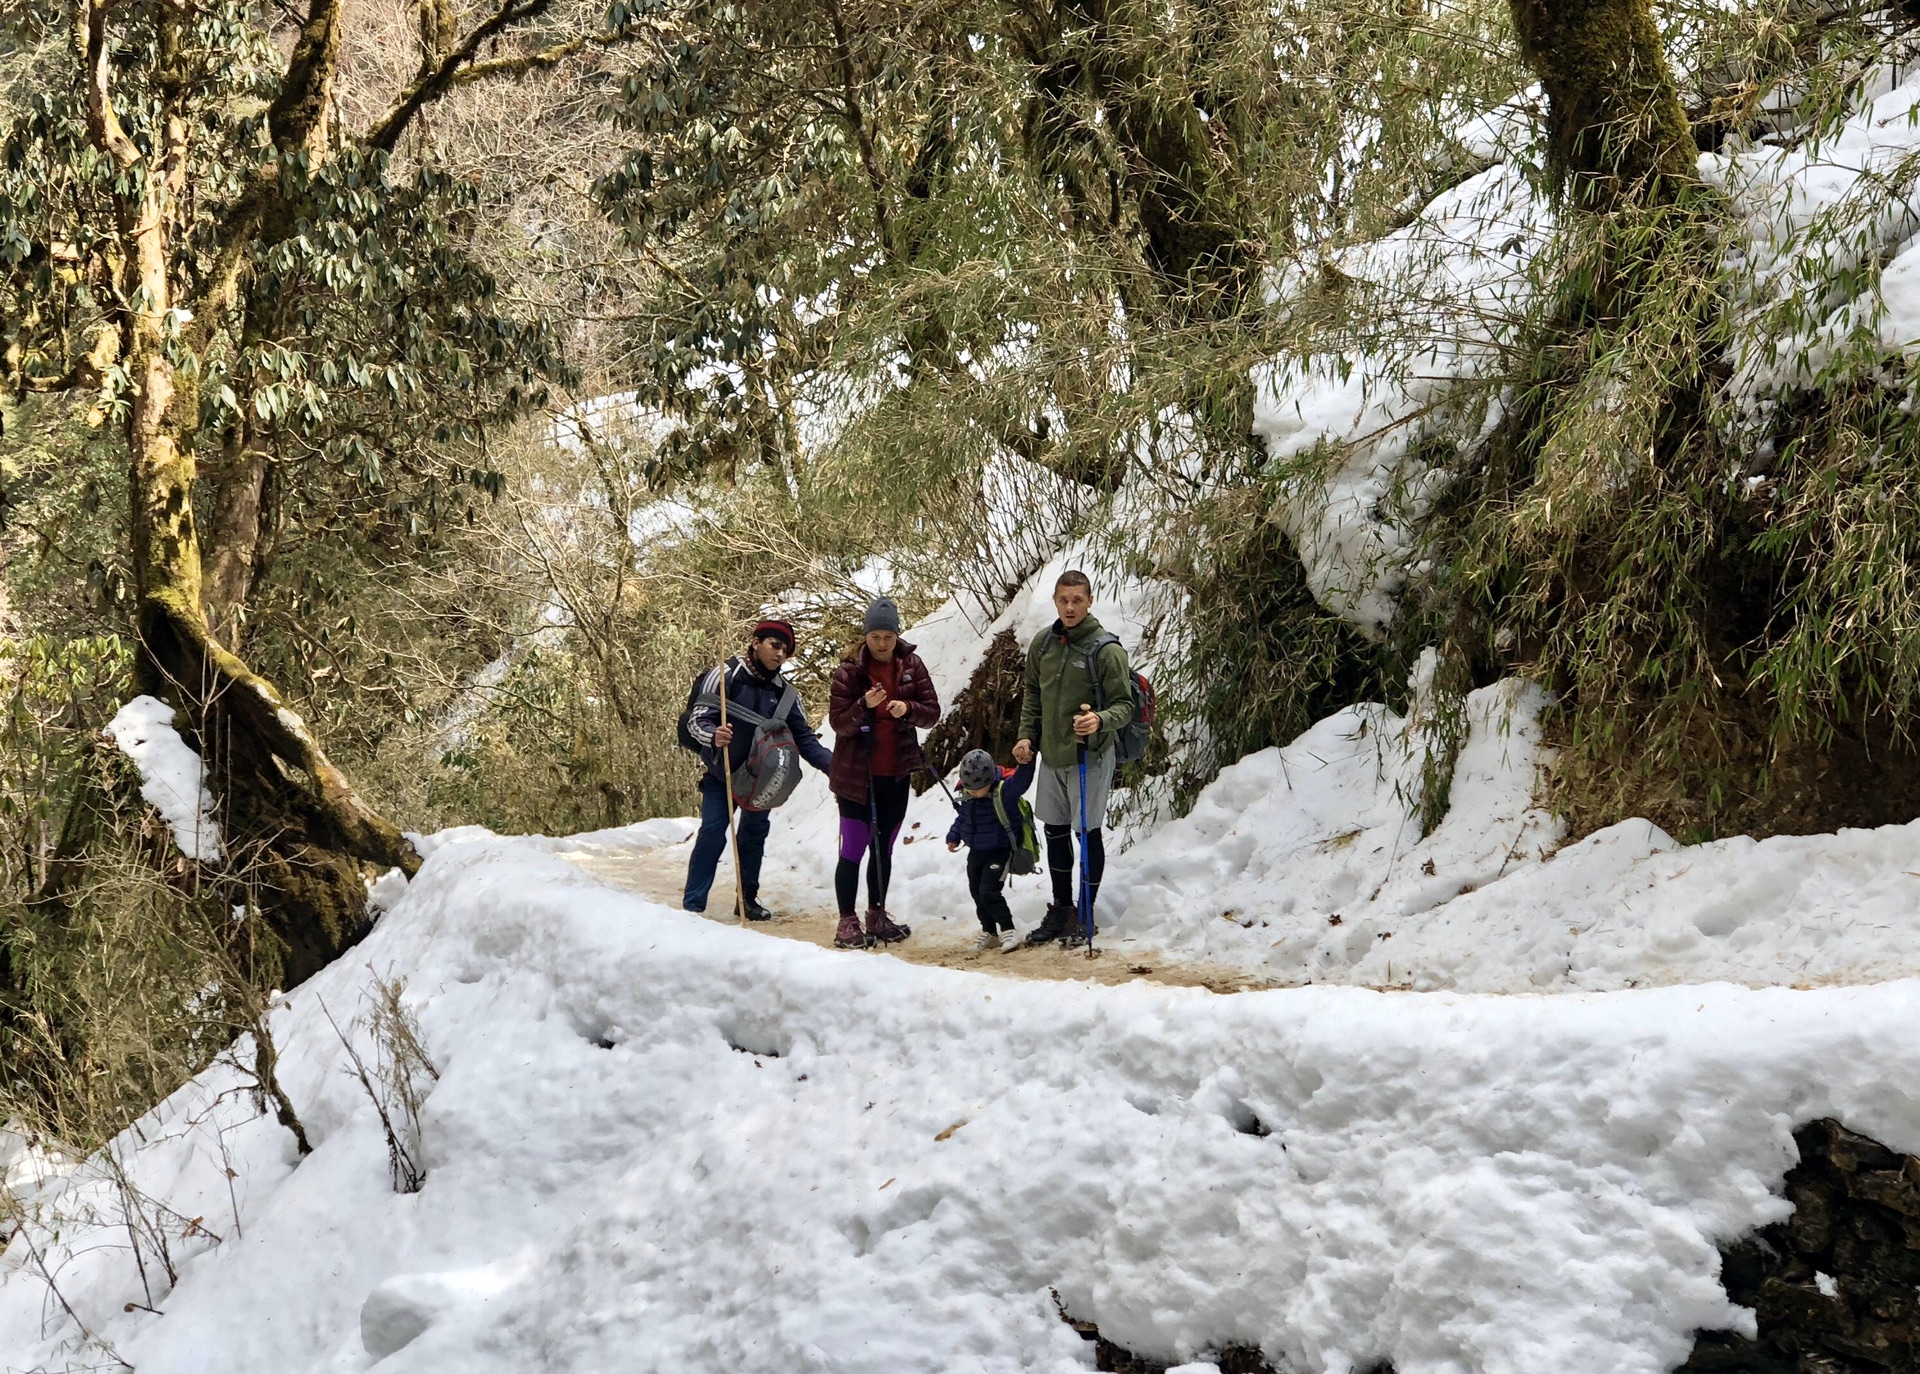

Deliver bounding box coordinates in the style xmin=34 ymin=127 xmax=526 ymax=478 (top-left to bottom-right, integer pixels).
xmin=9 ymin=830 xmax=1920 ymax=1374
xmin=556 ymin=833 xmax=1276 ymax=994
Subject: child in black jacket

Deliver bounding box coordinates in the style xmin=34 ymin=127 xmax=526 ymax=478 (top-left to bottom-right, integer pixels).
xmin=946 ymin=749 xmax=1035 ymax=952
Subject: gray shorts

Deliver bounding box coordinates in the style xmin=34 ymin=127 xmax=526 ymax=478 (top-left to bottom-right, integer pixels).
xmin=1032 ymin=749 xmax=1115 ymax=829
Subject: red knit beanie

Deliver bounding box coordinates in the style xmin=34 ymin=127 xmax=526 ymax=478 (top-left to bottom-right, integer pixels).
xmin=752 ymin=619 xmax=796 ymax=651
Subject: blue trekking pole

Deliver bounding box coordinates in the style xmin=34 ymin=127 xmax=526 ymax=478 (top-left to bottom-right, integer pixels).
xmin=1077 ymin=703 xmax=1094 ymax=956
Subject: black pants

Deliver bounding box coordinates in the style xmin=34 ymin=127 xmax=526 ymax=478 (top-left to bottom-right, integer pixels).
xmin=835 ymin=774 xmax=912 ymax=913
xmin=967 ymin=848 xmax=1014 ymax=933
xmin=1045 ymin=822 xmax=1105 ymax=914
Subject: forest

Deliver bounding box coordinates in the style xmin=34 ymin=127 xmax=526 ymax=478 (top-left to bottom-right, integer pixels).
xmin=7 ymin=0 xmax=1920 ymax=1242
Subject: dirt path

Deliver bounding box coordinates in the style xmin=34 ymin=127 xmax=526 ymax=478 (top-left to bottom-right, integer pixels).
xmin=556 ymin=838 xmax=1275 ymax=994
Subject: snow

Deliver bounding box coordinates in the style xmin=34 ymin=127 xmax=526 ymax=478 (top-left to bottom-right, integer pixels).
xmin=1704 ymin=65 xmax=1920 ymax=414
xmin=1251 ymin=162 xmax=1551 ymax=637
xmin=14 ymin=827 xmax=1920 ymax=1373
xmin=103 ymin=695 xmax=224 ymax=862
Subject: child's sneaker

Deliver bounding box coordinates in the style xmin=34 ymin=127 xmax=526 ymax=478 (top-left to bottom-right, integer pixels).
xmin=973 ymin=929 xmax=1002 ymax=952
xmin=999 ymin=928 xmax=1022 ymax=953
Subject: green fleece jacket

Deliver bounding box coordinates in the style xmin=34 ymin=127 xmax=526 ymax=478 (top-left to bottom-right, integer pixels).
xmin=1018 ymin=615 xmax=1135 ymax=767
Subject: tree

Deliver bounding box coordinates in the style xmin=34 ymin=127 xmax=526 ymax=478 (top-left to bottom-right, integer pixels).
xmin=1 ymin=0 xmax=632 ymax=984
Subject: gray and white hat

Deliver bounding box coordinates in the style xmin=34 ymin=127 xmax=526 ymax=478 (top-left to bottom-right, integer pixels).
xmin=958 ymin=749 xmax=998 ymax=790
xmin=863 ymin=597 xmax=901 ymax=635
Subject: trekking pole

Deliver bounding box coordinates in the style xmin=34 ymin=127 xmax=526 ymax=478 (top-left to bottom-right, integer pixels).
xmin=865 ymin=726 xmax=884 ymax=927
xmin=922 ymin=764 xmax=961 ymax=811
xmin=1077 ymin=704 xmax=1095 ymax=958
xmin=719 ymin=666 xmax=749 ymax=925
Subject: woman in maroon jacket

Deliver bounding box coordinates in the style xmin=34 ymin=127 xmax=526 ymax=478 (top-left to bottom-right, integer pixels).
xmin=827 ymin=598 xmax=941 ymax=948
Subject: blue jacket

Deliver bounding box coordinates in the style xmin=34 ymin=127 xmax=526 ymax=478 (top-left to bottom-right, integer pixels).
xmin=686 ymin=656 xmax=833 ymax=786
xmin=945 ymin=762 xmax=1034 ymax=851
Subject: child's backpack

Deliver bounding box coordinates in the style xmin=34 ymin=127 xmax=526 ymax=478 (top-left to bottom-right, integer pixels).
xmin=1083 ymin=633 xmax=1156 ymax=767
xmin=688 ymin=664 xmax=806 ymax=811
xmin=991 ymin=773 xmax=1041 ymax=875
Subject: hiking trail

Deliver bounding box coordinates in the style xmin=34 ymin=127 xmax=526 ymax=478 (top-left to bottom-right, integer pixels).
xmin=555 ymin=835 xmax=1274 ymax=994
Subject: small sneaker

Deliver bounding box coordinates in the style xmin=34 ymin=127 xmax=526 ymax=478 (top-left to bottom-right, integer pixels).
xmin=743 ymin=900 xmax=775 ymax=923
xmin=865 ymin=906 xmax=911 ymax=943
xmin=973 ymin=929 xmax=1002 ymax=952
xmin=1023 ymin=903 xmax=1072 ymax=947
xmin=833 ymin=912 xmax=870 ymax=949
xmin=999 ymin=928 xmax=1023 ymax=953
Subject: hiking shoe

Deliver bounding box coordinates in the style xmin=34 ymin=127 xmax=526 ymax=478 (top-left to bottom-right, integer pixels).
xmin=743 ymin=900 xmax=775 ymax=923
xmin=999 ymin=928 xmax=1023 ymax=953
xmin=865 ymin=906 xmax=911 ymax=943
xmin=1062 ymin=923 xmax=1098 ymax=949
xmin=973 ymin=929 xmax=1003 ymax=952
xmin=833 ymin=912 xmax=870 ymax=949
xmin=1023 ymin=903 xmax=1072 ymax=947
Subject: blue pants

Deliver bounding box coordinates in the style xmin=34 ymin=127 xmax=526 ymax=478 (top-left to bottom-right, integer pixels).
xmin=683 ymin=776 xmax=771 ymax=911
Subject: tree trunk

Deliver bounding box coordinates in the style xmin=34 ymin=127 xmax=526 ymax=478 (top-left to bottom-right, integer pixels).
xmin=202 ymin=430 xmax=273 ymax=651
xmin=73 ymin=0 xmax=419 ymax=992
xmin=1507 ymin=0 xmax=1697 ymax=210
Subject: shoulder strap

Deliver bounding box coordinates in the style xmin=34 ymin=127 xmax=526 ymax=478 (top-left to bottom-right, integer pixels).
xmin=991 ymin=783 xmax=1015 ymax=837
xmin=1081 ymin=631 xmax=1121 ymax=710
xmin=694 ymin=663 xmax=796 ymax=731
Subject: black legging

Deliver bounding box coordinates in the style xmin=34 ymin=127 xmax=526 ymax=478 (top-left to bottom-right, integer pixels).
xmin=1046 ymin=822 xmax=1105 ymax=913
xmin=835 ymin=775 xmax=912 ymax=913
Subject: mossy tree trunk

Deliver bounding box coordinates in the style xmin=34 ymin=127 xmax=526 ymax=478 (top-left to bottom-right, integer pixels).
xmin=1507 ymin=0 xmax=1698 ymax=210
xmin=75 ymin=0 xmax=419 ymax=990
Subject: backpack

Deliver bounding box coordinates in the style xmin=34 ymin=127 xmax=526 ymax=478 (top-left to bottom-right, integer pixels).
xmin=1063 ymin=631 xmax=1156 ymax=767
xmin=685 ymin=662 xmax=806 ymax=811
xmin=991 ymin=776 xmax=1041 ymax=875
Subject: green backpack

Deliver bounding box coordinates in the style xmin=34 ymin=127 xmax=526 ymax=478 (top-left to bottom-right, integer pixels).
xmin=991 ymin=782 xmax=1041 ymax=875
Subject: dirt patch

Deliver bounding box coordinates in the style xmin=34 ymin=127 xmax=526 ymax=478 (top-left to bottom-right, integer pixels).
xmin=556 ymin=840 xmax=1273 ymax=994
xmin=1680 ymin=1118 xmax=1920 ymax=1372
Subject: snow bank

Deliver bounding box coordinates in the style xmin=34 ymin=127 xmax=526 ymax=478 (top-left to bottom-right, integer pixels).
xmin=1705 ymin=65 xmax=1920 ymax=416
xmin=1251 ymin=163 xmax=1551 ymax=637
xmin=103 ymin=695 xmax=223 ymax=862
xmin=12 ymin=832 xmax=1920 ymax=1373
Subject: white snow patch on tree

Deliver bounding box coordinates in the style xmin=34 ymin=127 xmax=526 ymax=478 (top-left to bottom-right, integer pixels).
xmin=104 ymin=695 xmax=224 ymax=862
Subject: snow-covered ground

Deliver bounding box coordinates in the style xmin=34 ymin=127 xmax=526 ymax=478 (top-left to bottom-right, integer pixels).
xmin=14 ymin=567 xmax=1920 ymax=1373
xmin=9 ymin=825 xmax=1920 ymax=1374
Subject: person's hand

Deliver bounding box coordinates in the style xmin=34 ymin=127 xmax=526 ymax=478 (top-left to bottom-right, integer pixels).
xmin=1073 ymin=708 xmax=1100 ymax=738
xmin=886 ymin=699 xmax=909 ymax=719
xmin=1012 ymin=738 xmax=1033 ymax=764
xmin=714 ymin=723 xmax=734 ymax=747
xmin=863 ymin=684 xmax=887 ymax=709
xmin=947 ymin=840 xmax=960 ymax=852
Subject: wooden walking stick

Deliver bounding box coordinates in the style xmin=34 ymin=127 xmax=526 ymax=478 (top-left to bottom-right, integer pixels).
xmin=719 ymin=664 xmax=749 ymax=924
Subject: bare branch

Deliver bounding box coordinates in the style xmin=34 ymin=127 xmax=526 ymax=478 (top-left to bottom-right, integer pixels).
xmin=362 ymin=0 xmax=557 ymax=154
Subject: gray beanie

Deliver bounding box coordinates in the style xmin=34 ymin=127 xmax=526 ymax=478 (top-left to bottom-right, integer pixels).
xmin=958 ymin=749 xmax=998 ymax=790
xmin=862 ymin=597 xmax=901 ymax=635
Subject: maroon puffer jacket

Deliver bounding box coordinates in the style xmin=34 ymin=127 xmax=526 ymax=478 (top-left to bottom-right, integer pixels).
xmin=828 ymin=641 xmax=941 ymax=803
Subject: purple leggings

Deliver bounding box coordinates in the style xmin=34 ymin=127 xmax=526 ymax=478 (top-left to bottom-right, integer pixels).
xmin=836 ymin=775 xmax=911 ymax=913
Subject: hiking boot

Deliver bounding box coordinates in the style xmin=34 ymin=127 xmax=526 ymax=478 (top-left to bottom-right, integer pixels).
xmin=999 ymin=928 xmax=1023 ymax=953
xmin=1023 ymin=903 xmax=1072 ymax=947
xmin=743 ymin=900 xmax=774 ymax=923
xmin=833 ymin=912 xmax=870 ymax=949
xmin=973 ymin=929 xmax=1003 ymax=952
xmin=1062 ymin=923 xmax=1098 ymax=949
xmin=865 ymin=906 xmax=911 ymax=943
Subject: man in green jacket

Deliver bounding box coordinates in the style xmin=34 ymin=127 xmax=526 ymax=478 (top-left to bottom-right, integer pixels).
xmin=1012 ymin=568 xmax=1135 ymax=946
